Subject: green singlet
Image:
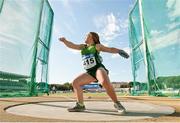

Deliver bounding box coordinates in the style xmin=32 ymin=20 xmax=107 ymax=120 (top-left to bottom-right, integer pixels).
xmin=81 ymin=44 xmax=109 ymax=81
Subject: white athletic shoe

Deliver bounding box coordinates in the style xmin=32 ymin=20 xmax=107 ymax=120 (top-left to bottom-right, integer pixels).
xmin=114 ymin=101 xmax=126 ymax=114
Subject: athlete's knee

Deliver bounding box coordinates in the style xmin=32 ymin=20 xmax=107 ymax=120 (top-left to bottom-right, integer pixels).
xmin=72 ymin=79 xmax=80 ymax=88
xmin=100 ymin=79 xmax=109 ymax=87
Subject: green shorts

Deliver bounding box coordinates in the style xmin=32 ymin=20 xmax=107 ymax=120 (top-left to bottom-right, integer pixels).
xmin=86 ymin=64 xmax=109 ymax=81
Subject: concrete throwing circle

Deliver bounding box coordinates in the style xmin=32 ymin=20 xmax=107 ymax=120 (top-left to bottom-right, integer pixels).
xmin=6 ymin=101 xmax=175 ymax=122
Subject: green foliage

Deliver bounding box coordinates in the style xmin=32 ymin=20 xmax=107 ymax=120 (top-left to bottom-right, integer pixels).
xmin=157 ymin=75 xmax=180 ymax=89
xmin=50 ymin=82 xmax=73 ymax=91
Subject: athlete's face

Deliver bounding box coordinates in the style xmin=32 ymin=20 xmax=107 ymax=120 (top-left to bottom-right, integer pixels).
xmin=85 ymin=33 xmax=94 ymax=45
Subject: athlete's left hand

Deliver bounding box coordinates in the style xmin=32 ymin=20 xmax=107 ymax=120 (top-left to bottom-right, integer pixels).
xmin=119 ymin=49 xmax=129 ymax=59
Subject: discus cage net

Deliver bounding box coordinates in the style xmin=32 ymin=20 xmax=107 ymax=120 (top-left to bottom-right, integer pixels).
xmin=0 ymin=0 xmax=54 ymax=97
xmin=129 ymin=0 xmax=180 ymax=97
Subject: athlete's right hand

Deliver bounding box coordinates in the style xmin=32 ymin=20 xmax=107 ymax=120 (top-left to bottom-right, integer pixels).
xmin=59 ymin=37 xmax=66 ymax=42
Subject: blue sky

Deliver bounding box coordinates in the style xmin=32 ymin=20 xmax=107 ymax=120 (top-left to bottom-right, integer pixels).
xmin=48 ymin=0 xmax=134 ymax=84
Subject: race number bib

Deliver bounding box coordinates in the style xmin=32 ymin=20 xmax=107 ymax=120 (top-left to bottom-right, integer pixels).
xmin=82 ymin=54 xmax=97 ymax=69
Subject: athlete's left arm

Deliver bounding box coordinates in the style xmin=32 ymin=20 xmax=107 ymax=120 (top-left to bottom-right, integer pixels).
xmin=96 ymin=44 xmax=129 ymax=58
xmin=96 ymin=44 xmax=120 ymax=53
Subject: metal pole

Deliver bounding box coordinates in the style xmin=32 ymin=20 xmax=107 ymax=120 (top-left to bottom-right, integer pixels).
xmin=0 ymin=0 xmax=4 ymax=13
xmin=138 ymin=0 xmax=150 ymax=95
xmin=30 ymin=0 xmax=44 ymax=96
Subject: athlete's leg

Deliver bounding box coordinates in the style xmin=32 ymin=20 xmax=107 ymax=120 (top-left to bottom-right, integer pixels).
xmin=72 ymin=73 xmax=96 ymax=103
xmin=96 ymin=67 xmax=126 ymax=113
xmin=96 ymin=68 xmax=118 ymax=103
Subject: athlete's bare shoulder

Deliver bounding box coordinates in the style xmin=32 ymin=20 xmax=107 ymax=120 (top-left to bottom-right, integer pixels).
xmin=95 ymin=44 xmax=102 ymax=51
xmin=80 ymin=44 xmax=86 ymax=49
